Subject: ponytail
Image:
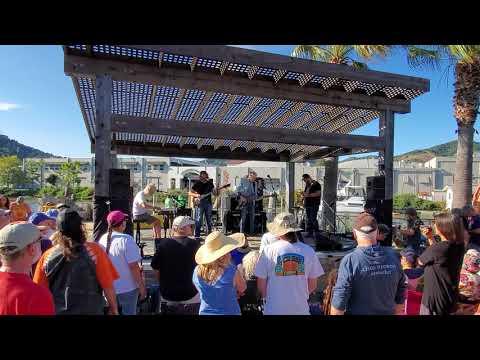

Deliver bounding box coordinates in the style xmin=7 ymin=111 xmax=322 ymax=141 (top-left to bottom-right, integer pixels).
xmin=106 ymin=225 xmax=113 ymax=255
xmin=51 ymin=231 xmax=85 ymax=261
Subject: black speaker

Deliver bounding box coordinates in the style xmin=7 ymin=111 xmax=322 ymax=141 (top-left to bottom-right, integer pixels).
xmin=366 ymin=176 xmax=385 ymax=200
xmin=109 ymin=197 xmax=134 ymax=236
xmin=109 ymin=169 xmax=131 ymax=200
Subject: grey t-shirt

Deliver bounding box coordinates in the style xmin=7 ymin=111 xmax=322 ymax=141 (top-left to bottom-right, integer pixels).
xmin=331 ymin=245 xmax=406 ymax=315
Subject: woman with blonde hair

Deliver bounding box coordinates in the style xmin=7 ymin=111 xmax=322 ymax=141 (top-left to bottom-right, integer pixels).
xmin=192 ymin=231 xmax=246 ymax=315
xmin=238 ymin=250 xmax=262 ymax=315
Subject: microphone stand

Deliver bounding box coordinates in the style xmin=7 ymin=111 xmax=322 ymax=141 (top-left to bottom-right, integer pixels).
xmin=266 ymin=176 xmax=277 ymax=219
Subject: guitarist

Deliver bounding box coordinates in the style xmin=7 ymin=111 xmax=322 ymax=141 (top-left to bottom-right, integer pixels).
xmin=191 ymin=171 xmax=217 ymax=239
xmin=132 ymin=184 xmax=163 ymax=239
xmin=302 ymin=174 xmax=322 ymax=235
xmin=238 ymin=171 xmax=259 ymax=235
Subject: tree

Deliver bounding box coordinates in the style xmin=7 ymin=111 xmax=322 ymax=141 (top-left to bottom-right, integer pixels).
xmin=291 ymin=45 xmax=390 ymax=68
xmin=45 ymin=173 xmax=59 ymax=186
xmin=405 ymin=45 xmax=480 ymax=208
xmin=0 ymin=156 xmax=25 ymax=188
xmin=24 ymin=159 xmax=43 ymax=187
xmin=57 ymin=161 xmax=82 ymax=197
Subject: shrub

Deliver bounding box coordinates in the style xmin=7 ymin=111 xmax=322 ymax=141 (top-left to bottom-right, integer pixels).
xmin=393 ymin=193 xmax=445 ymax=211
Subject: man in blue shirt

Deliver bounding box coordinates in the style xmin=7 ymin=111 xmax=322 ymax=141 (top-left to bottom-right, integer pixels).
xmin=237 ymin=171 xmax=258 ymax=235
xmin=331 ymin=212 xmax=406 ymax=315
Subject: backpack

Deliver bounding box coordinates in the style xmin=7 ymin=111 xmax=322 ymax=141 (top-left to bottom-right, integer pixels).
xmin=44 ymin=245 xmax=104 ymax=315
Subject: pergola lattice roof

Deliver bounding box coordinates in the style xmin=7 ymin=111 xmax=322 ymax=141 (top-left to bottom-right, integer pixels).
xmin=65 ymin=45 xmax=429 ymax=162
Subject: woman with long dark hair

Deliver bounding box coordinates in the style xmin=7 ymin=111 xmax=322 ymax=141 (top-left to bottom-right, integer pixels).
xmin=418 ymin=212 xmax=465 ymax=315
xmin=0 ymin=195 xmax=10 ymax=211
xmin=98 ymin=211 xmax=145 ymax=315
xmin=33 ymin=209 xmax=120 ymax=315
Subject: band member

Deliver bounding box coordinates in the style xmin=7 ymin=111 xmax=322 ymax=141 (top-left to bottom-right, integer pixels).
xmin=302 ymin=174 xmax=322 ymax=234
xmin=190 ymin=171 xmax=217 ymax=239
xmin=238 ymin=171 xmax=258 ymax=235
xmin=132 ymin=184 xmax=162 ymax=239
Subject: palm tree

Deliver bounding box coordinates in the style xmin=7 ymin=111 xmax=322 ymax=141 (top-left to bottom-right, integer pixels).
xmin=405 ymin=46 xmax=480 ymax=208
xmin=291 ymin=45 xmax=390 ymax=68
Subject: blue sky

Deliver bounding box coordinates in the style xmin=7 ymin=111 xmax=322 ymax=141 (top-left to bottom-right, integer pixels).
xmin=0 ymin=45 xmax=476 ymax=158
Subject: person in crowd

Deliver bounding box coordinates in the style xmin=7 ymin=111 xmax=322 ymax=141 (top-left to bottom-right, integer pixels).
xmin=331 ymin=212 xmax=406 ymax=315
xmin=399 ymin=207 xmax=423 ymax=254
xmin=9 ymin=196 xmax=32 ymax=222
xmin=192 ymin=231 xmax=246 ymax=315
xmin=98 ymin=210 xmax=146 ymax=315
xmin=418 ymin=212 xmax=465 ymax=315
xmin=0 ymin=209 xmax=10 ymax=231
xmin=0 ymin=194 xmax=10 ymax=210
xmin=238 ymin=250 xmax=262 ymax=315
xmin=452 ymin=209 xmax=480 ymax=315
xmin=33 ymin=209 xmax=120 ymax=315
xmin=46 ymin=208 xmax=59 ymax=220
xmin=254 ymin=212 xmax=324 ymax=315
xmin=29 ymin=212 xmax=56 ymax=240
xmin=259 ymin=228 xmax=279 ymax=254
xmin=151 ymin=216 xmax=201 ymax=315
xmin=376 ymin=224 xmax=390 ymax=246
xmin=462 ymin=205 xmax=480 ymax=247
xmin=230 ymin=236 xmax=251 ymax=266
xmin=0 ymin=222 xmax=55 ymax=315
xmin=400 ymin=248 xmax=424 ymax=292
xmin=237 ymin=171 xmax=259 ymax=235
xmin=132 ymin=184 xmax=162 ymax=239
xmin=322 ymin=268 xmax=339 ymax=315
xmin=27 ymin=213 xmax=55 ymax=276
xmin=301 ymin=174 xmax=322 ymax=235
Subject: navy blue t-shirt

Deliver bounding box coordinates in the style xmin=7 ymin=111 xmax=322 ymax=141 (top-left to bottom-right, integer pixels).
xmin=331 ymin=245 xmax=406 ymax=315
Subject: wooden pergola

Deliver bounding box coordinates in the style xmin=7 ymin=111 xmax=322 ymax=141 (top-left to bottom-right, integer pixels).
xmin=64 ymin=45 xmax=429 ymax=237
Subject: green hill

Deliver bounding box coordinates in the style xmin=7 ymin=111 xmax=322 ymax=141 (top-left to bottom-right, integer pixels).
xmin=0 ymin=134 xmax=57 ymax=159
xmin=340 ymin=140 xmax=480 ymax=164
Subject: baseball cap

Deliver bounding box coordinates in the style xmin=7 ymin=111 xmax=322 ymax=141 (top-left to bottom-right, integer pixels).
xmin=0 ymin=222 xmax=41 ymax=255
xmin=57 ymin=209 xmax=83 ymax=237
xmin=172 ymin=216 xmax=195 ymax=228
xmin=29 ymin=212 xmax=55 ymax=226
xmin=46 ymin=209 xmax=59 ymax=219
xmin=56 ymin=203 xmax=70 ymax=210
xmin=400 ymin=247 xmax=418 ymax=264
xmin=107 ymin=210 xmax=129 ymax=226
xmin=353 ymin=212 xmax=378 ymax=234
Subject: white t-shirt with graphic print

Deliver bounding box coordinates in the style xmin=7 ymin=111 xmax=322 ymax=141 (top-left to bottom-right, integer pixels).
xmin=254 ymin=239 xmax=324 ymax=315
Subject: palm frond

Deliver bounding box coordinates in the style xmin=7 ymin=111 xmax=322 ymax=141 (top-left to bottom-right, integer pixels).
xmin=327 ymin=45 xmax=352 ymax=64
xmin=447 ymin=45 xmax=480 ymax=64
xmin=291 ymin=45 xmax=331 ymax=61
xmin=405 ymin=46 xmax=442 ymax=69
xmin=352 ymin=45 xmax=390 ymax=60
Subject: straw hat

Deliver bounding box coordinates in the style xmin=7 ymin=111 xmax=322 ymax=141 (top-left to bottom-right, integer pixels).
xmin=267 ymin=212 xmax=302 ymax=237
xmin=195 ymin=231 xmax=245 ymax=265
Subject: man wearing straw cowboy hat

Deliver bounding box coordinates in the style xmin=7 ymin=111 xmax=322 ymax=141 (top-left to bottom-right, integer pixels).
xmin=254 ymin=212 xmax=324 ymax=315
xmin=192 ymin=231 xmax=247 ymax=315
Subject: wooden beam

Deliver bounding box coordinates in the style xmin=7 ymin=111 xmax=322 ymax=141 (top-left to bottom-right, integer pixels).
xmin=123 ymin=45 xmax=429 ymax=91
xmin=115 ymin=142 xmax=290 ymax=162
xmin=275 ymin=102 xmax=307 ymax=128
xmin=147 ymin=85 xmax=158 ymax=117
xmin=190 ymin=57 xmax=198 ymax=72
xmin=254 ymin=99 xmax=285 ymax=126
xmin=111 ymin=115 xmax=385 ymax=150
xmin=192 ymin=91 xmax=213 ymax=121
xmin=65 ymin=54 xmax=412 ymax=113
xmin=94 ymin=74 xmax=113 ymax=197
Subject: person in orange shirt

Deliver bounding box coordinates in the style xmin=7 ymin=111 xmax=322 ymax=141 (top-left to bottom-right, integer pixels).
xmin=33 ymin=209 xmax=120 ymax=315
xmin=9 ymin=196 xmax=32 ymax=222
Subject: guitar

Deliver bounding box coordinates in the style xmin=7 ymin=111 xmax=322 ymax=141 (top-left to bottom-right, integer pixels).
xmin=191 ymin=184 xmax=231 ymax=207
xmin=236 ymin=194 xmax=274 ymax=210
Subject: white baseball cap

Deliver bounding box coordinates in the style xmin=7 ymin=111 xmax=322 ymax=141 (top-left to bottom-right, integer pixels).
xmin=172 ymin=216 xmax=195 ymax=228
xmin=0 ymin=222 xmax=41 ymax=255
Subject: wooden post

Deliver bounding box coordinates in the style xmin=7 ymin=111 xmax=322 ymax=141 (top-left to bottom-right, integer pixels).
xmin=94 ymin=74 xmax=113 ymax=196
xmin=285 ymin=162 xmax=295 ymax=213
xmin=379 ymin=110 xmax=394 ymax=244
xmin=321 ymin=157 xmax=338 ymax=232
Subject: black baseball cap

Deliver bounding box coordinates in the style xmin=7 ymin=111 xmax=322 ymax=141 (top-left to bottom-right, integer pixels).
xmin=57 ymin=209 xmax=83 ymax=238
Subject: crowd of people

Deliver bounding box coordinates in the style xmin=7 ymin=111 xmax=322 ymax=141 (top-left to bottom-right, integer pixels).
xmin=1 ymin=190 xmax=480 ymax=316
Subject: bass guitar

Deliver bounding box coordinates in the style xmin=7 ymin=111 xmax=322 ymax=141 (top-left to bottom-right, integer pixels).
xmin=191 ymin=184 xmax=231 ymax=207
